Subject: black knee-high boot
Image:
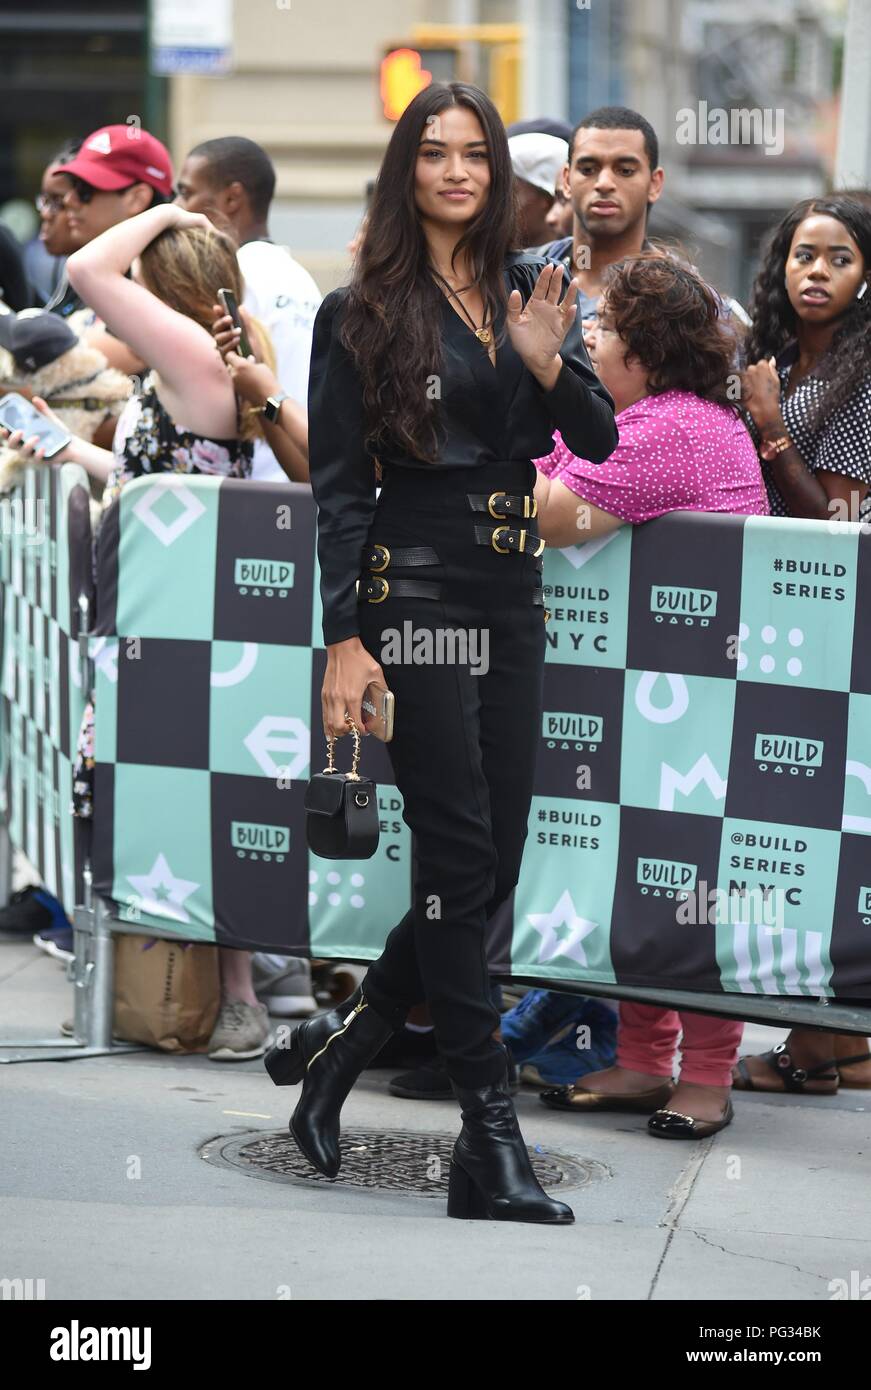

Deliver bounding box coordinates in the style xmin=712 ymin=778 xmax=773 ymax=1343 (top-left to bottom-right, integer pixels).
xmin=447 ymin=1067 xmax=575 ymax=1223
xmin=264 ymin=986 xmax=401 ymax=1178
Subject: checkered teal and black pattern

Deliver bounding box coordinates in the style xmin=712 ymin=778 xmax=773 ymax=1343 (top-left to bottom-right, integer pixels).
xmin=86 ymin=473 xmax=871 ymax=998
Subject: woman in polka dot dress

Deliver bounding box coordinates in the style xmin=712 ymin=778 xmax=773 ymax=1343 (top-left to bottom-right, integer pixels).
xmin=735 ymin=193 xmax=871 ymax=1096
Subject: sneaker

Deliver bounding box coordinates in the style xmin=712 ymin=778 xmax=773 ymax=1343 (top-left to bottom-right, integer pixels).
xmin=389 ymin=1053 xmax=520 ymax=1099
xmin=251 ymin=954 xmax=317 ymax=1017
xmin=0 ymin=885 xmax=68 ymax=935
xmin=207 ymin=999 xmax=271 ymax=1061
xmin=501 ymin=987 xmax=604 ymax=1064
xmin=518 ymin=1001 xmax=618 ymax=1087
xmin=33 ymin=924 xmax=75 ymax=963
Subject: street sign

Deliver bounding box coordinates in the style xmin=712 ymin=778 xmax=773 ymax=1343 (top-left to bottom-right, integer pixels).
xmin=151 ymin=0 xmax=233 ymax=77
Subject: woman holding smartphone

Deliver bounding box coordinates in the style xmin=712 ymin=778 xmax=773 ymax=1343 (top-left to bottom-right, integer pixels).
xmin=0 ymin=204 xmax=278 ymax=1066
xmin=0 ymin=204 xmax=258 ymax=490
xmin=264 ymin=82 xmax=617 ymax=1224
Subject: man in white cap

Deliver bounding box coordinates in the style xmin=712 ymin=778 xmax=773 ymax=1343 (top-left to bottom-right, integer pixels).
xmin=507 ymin=132 xmax=570 ymax=248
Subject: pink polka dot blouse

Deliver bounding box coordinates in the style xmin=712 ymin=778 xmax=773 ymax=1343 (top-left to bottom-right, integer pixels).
xmin=534 ymin=389 xmax=770 ymax=521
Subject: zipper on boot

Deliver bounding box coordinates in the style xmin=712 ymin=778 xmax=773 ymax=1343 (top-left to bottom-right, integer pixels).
xmin=306 ymin=994 xmax=368 ymax=1070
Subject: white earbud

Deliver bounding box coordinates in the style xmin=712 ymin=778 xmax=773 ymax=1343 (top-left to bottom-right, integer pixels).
xmin=857 ymin=281 xmax=868 ymax=300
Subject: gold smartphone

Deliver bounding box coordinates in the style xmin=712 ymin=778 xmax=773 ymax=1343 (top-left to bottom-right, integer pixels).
xmin=361 ymin=681 xmax=395 ymax=741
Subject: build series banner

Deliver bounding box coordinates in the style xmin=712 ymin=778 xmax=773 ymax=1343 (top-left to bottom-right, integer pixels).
xmin=88 ymin=475 xmax=871 ymax=999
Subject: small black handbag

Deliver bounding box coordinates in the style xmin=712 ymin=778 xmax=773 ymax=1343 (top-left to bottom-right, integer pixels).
xmin=304 ymin=717 xmax=379 ymax=859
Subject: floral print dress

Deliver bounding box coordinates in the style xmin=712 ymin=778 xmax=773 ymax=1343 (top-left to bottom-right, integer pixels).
xmin=73 ymin=372 xmax=253 ymax=817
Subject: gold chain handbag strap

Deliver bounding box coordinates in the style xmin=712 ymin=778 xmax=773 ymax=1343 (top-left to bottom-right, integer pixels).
xmin=323 ymin=713 xmax=363 ymax=779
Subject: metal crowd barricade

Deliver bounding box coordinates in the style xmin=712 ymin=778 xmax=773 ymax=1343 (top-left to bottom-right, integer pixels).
xmin=0 ymin=463 xmax=139 ymax=1059
xmin=2 ymin=470 xmax=870 ymax=1064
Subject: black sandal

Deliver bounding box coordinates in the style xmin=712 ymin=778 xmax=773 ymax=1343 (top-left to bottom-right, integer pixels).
xmin=733 ymin=1041 xmax=838 ymax=1093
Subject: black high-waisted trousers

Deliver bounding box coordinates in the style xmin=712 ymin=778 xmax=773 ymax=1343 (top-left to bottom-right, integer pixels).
xmin=356 ymin=458 xmax=547 ymax=1089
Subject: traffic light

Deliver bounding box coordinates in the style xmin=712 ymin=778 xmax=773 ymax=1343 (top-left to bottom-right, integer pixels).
xmin=380 ymin=48 xmax=433 ymax=121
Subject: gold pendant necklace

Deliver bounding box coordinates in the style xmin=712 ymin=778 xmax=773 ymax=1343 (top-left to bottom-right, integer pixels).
xmin=431 ymin=269 xmax=493 ymax=348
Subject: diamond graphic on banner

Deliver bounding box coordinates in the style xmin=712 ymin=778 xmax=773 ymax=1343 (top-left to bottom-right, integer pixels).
xmin=559 ymin=532 xmax=621 ymax=569
xmin=243 ymin=715 xmax=310 ymax=780
xmin=127 ymin=852 xmax=199 ymax=924
xmin=132 ymin=481 xmax=207 ymax=547
xmin=527 ymin=889 xmax=598 ymax=966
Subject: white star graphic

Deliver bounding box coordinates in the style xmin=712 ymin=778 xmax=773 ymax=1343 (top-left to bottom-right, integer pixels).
xmin=127 ymin=853 xmax=199 ymax=924
xmin=527 ymin=889 xmax=599 ymax=966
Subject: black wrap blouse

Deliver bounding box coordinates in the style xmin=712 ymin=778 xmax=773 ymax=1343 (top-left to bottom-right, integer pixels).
xmin=307 ymin=251 xmax=618 ymax=645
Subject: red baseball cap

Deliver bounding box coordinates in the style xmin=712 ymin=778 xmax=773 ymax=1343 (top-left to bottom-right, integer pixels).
xmin=60 ymin=124 xmax=174 ymax=195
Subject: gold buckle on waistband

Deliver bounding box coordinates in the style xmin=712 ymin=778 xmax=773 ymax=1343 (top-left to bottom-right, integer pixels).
xmin=367 ymin=575 xmax=389 ymax=602
xmin=488 ymin=491 xmax=508 ymax=518
xmin=369 ymin=543 xmax=390 ymax=572
xmin=490 ymin=525 xmax=544 ymax=555
xmin=487 ymin=491 xmax=537 ymax=519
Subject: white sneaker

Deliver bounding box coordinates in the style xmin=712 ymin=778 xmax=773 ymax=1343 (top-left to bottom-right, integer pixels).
xmin=251 ymin=954 xmax=318 ymax=1017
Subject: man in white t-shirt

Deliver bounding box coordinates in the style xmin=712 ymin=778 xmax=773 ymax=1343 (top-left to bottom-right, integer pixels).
xmin=175 ymin=136 xmax=322 ymax=481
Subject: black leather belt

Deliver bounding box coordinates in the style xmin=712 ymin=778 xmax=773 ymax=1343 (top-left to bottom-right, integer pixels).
xmin=357 ymin=575 xmax=547 ymax=607
xmin=357 ymin=575 xmax=441 ymax=603
xmin=363 ymin=543 xmax=440 ymax=572
xmin=473 ymin=523 xmax=545 ymax=557
xmin=467 ymin=490 xmax=538 ymax=519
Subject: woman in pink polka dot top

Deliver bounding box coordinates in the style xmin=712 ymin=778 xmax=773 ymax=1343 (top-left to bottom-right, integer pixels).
xmin=533 ymin=253 xmax=768 ymax=1140
xmin=533 ymin=252 xmax=769 ymax=542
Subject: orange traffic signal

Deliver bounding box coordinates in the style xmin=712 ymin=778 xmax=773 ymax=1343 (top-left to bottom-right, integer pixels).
xmin=380 ymin=47 xmax=433 ymax=121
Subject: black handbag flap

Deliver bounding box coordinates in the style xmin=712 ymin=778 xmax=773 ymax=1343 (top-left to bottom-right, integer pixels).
xmin=305 ymin=773 xmax=346 ymax=816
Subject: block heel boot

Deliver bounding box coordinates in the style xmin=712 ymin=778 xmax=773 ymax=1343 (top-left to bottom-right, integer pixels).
xmin=447 ymin=1068 xmax=575 ymax=1223
xmin=263 ymin=985 xmax=400 ymax=1178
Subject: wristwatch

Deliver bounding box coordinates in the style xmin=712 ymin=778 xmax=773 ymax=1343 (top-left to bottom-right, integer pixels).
xmin=758 ymin=433 xmax=792 ymax=461
xmin=262 ymin=391 xmax=289 ymax=424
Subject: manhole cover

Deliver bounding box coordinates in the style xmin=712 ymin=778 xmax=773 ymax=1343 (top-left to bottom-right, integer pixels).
xmin=201 ymin=1128 xmax=608 ymax=1198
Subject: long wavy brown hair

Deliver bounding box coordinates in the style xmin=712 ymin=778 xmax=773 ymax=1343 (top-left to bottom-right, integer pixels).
xmin=139 ymin=224 xmax=274 ymax=441
xmin=601 ymin=252 xmax=741 ymax=409
xmin=341 ymin=82 xmax=519 ymax=463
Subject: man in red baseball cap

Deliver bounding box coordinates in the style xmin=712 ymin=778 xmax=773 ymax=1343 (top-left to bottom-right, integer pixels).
xmin=59 ymin=124 xmax=174 ymax=246
xmin=50 ymin=124 xmax=175 ymax=375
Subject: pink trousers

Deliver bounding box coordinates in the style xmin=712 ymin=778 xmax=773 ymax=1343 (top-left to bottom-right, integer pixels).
xmin=617 ymin=1002 xmax=744 ymax=1087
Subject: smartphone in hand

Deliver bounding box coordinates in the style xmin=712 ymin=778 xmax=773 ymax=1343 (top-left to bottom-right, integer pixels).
xmin=217 ymin=288 xmax=253 ymax=358
xmin=361 ymin=681 xmax=395 ymax=742
xmin=0 ymin=392 xmax=71 ymax=458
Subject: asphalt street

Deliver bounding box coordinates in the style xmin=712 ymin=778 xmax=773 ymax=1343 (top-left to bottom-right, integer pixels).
xmin=2 ymin=933 xmax=869 ymax=1301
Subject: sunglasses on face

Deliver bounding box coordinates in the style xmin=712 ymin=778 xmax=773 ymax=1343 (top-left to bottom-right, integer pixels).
xmin=64 ymin=175 xmax=134 ymax=205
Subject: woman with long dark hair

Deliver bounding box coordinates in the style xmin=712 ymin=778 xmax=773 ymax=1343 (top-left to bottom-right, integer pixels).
xmin=264 ymin=82 xmax=617 ymax=1223
xmin=735 ymin=193 xmax=871 ymax=1096
xmin=741 ymin=194 xmax=871 ymax=521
